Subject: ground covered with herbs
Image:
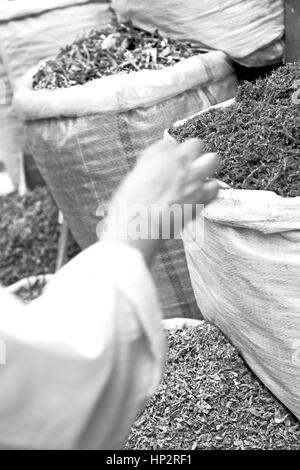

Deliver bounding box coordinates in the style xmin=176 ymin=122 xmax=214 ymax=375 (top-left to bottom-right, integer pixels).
xmin=169 ymin=63 xmax=300 ymax=198
xmin=125 ymin=325 xmax=300 ymax=450
xmin=0 ymin=187 xmax=80 ymax=287
xmin=33 ymin=21 xmax=205 ymax=90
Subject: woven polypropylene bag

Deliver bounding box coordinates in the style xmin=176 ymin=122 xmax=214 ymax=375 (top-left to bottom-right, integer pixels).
xmin=0 ymin=0 xmax=112 ymax=187
xmin=182 ymin=188 xmax=300 ymax=419
xmin=112 ymin=0 xmax=284 ymax=67
xmin=0 ymin=0 xmax=112 ymax=88
xmin=14 ymin=51 xmax=237 ymax=319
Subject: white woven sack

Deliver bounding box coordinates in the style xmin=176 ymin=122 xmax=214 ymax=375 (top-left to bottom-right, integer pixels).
xmin=0 ymin=54 xmax=22 ymax=188
xmin=13 ymin=51 xmax=237 ymax=320
xmin=0 ymin=0 xmax=107 ymax=21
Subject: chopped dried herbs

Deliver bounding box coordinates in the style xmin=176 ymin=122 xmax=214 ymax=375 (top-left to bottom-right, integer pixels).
xmin=33 ymin=22 xmax=206 ymax=90
xmin=14 ymin=277 xmax=47 ymax=304
xmin=124 ymin=325 xmax=300 ymax=450
xmin=0 ymin=187 xmax=80 ymax=287
xmin=169 ymin=63 xmax=300 ymax=198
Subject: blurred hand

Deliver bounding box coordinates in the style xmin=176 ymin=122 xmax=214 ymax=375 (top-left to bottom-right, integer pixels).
xmin=104 ymin=138 xmax=221 ymax=265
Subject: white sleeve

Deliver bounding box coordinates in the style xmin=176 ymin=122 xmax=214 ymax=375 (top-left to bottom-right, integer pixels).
xmin=0 ymin=241 xmax=165 ymax=450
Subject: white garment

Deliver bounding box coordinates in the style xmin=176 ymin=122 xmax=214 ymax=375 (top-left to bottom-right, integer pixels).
xmin=0 ymin=241 xmax=165 ymax=450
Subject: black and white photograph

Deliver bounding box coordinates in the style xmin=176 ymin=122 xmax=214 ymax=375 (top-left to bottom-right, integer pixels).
xmin=0 ymin=0 xmax=299 ymax=454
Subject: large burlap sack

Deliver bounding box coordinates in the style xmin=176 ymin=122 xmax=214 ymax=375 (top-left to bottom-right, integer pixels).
xmin=0 ymin=0 xmax=112 ymax=188
xmin=112 ymin=0 xmax=284 ymax=67
xmin=166 ymin=102 xmax=300 ymax=417
xmin=14 ymin=51 xmax=238 ymax=319
xmin=182 ymin=190 xmax=300 ymax=419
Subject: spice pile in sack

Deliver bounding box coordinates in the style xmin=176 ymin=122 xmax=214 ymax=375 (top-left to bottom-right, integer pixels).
xmin=33 ymin=22 xmax=207 ymax=90
xmin=14 ymin=20 xmax=237 ymax=320
xmin=169 ymin=63 xmax=300 ymax=197
xmin=167 ymin=63 xmax=300 ymax=418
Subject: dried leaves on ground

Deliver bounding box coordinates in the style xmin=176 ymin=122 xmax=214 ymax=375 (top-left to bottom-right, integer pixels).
xmin=169 ymin=63 xmax=300 ymax=197
xmin=0 ymin=187 xmax=80 ymax=287
xmin=33 ymin=21 xmax=206 ymax=90
xmin=124 ymin=325 xmax=300 ymax=450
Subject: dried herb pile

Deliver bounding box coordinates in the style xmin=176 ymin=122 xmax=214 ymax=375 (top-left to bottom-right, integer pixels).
xmin=0 ymin=187 xmax=80 ymax=287
xmin=125 ymin=324 xmax=300 ymax=450
xmin=169 ymin=63 xmax=300 ymax=197
xmin=33 ymin=22 xmax=205 ymax=90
